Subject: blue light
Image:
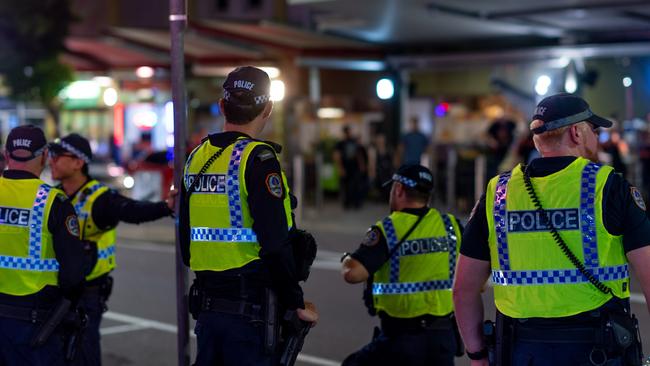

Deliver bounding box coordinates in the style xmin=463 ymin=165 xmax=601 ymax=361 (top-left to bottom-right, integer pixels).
xmin=210 ymin=103 xmax=221 ymax=116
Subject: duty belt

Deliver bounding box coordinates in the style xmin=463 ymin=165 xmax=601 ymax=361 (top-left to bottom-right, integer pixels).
xmin=0 ymin=303 xmax=50 ymax=323
xmin=201 ymin=296 xmax=262 ymax=319
xmin=381 ymin=314 xmax=453 ymax=334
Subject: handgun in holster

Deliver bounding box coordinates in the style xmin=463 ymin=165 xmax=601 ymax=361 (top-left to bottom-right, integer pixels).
xmin=64 ymin=306 xmax=88 ymax=362
xmin=604 ymin=309 xmax=645 ymax=366
xmin=30 ymin=298 xmax=72 ymax=348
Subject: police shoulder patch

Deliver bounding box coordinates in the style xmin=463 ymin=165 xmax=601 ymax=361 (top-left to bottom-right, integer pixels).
xmin=630 ymin=187 xmax=646 ymax=211
xmin=256 ymin=148 xmax=276 ymax=162
xmin=362 ymin=227 xmax=380 ymax=247
xmin=65 ymin=215 xmax=80 ymax=237
xmin=265 ymin=173 xmax=283 ymax=198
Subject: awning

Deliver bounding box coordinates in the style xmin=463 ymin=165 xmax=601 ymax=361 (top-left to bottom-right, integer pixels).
xmin=109 ymin=27 xmax=267 ymax=64
xmin=64 ymin=38 xmax=167 ymax=70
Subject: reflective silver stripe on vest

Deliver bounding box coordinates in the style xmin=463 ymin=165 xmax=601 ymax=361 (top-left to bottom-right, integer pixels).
xmin=0 ymin=184 xmax=59 ymax=271
xmin=190 ymin=227 xmax=258 ymax=243
xmin=374 ymin=212 xmax=457 ymax=295
xmin=491 ymin=163 xmax=629 ymax=285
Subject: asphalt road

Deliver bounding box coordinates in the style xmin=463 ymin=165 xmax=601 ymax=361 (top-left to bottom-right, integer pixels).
xmin=101 ymin=205 xmax=650 ymax=366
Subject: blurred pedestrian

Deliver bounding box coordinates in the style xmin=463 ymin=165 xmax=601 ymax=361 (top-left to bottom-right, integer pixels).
xmin=48 ymin=133 xmax=176 ymax=365
xmin=395 ymin=116 xmax=429 ymax=166
xmin=341 ymin=164 xmax=463 ymax=366
xmin=0 ymin=125 xmax=85 ymax=365
xmin=334 ymin=125 xmax=366 ymax=209
xmin=485 ymin=118 xmax=516 ymax=177
xmin=179 ymin=66 xmax=318 ymax=366
xmin=454 ymin=93 xmax=650 ymax=365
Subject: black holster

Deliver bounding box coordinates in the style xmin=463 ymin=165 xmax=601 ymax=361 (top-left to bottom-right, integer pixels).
xmin=495 ymin=311 xmax=513 ymax=366
xmin=263 ymin=289 xmax=279 ymax=355
xmin=188 ymin=282 xmax=203 ymax=320
xmin=603 ymin=309 xmax=644 ymax=366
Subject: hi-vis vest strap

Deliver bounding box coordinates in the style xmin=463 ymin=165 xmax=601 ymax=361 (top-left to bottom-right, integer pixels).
xmin=184 ymin=137 xmax=293 ymax=272
xmin=72 ymin=180 xmax=116 ymax=280
xmin=486 ymin=158 xmax=629 ymax=318
xmin=0 ymin=178 xmax=61 ymax=296
xmin=372 ymin=209 xmax=461 ymax=318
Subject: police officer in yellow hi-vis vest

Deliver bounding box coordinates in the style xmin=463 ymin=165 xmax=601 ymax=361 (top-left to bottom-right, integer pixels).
xmin=341 ymin=164 xmax=462 ymax=366
xmin=48 ymin=133 xmax=175 ymax=365
xmin=179 ymin=66 xmax=318 ymax=366
xmin=0 ymin=125 xmax=85 ymax=365
xmin=454 ymin=93 xmax=650 ymax=366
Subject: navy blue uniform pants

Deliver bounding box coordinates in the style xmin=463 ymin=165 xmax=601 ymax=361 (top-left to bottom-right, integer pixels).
xmin=511 ymin=341 xmax=624 ymax=366
xmin=193 ymin=312 xmax=273 ymax=366
xmin=0 ymin=316 xmax=66 ymax=366
xmin=70 ymin=289 xmax=103 ymax=366
xmin=342 ymin=326 xmax=456 ymax=366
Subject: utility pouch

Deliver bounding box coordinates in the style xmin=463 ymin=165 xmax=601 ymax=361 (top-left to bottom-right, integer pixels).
xmin=263 ymin=289 xmax=279 ymax=355
xmin=188 ymin=282 xmax=203 ymax=320
xmin=606 ymin=311 xmax=643 ymax=366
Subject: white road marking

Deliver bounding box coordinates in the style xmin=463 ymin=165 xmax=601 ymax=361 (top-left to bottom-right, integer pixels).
xmin=101 ymin=311 xmax=341 ymax=365
xmin=117 ymin=243 xmax=649 ymax=305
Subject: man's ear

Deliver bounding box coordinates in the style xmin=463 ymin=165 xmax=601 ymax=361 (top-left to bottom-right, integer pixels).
xmin=262 ymin=101 xmax=273 ymax=119
xmin=569 ymin=124 xmax=582 ymax=145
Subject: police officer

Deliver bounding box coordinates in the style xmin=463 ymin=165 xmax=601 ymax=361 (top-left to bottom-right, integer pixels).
xmin=180 ymin=66 xmax=318 ymax=366
xmin=0 ymin=125 xmax=85 ymax=365
xmin=453 ymin=93 xmax=650 ymax=366
xmin=48 ymin=133 xmax=175 ymax=365
xmin=341 ymin=164 xmax=462 ymax=366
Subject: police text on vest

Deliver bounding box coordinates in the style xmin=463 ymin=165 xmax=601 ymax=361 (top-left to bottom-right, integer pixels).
xmin=0 ymin=207 xmax=31 ymax=227
xmin=507 ymin=209 xmax=579 ymax=233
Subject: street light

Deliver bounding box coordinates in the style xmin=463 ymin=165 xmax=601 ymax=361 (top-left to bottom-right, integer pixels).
xmin=270 ymin=80 xmax=285 ymax=101
xmin=535 ymin=75 xmax=551 ymax=96
xmin=376 ymin=78 xmax=394 ymax=100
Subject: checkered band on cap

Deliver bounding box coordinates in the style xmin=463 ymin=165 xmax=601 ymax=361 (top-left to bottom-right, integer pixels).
xmin=492 ymin=264 xmax=628 ymax=286
xmin=0 ymin=184 xmax=60 ymax=271
xmin=392 ymin=174 xmax=417 ymax=188
xmin=60 ymin=140 xmax=91 ymax=164
xmin=223 ymin=90 xmax=270 ymax=105
xmin=494 ymin=172 xmax=512 ymax=270
xmin=372 ymin=279 xmax=453 ymax=295
xmin=190 ymin=227 xmax=258 ymax=243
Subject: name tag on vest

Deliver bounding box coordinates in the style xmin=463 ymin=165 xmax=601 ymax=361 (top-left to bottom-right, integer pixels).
xmin=185 ymin=174 xmax=227 ymax=194
xmin=0 ymin=206 xmax=31 ymax=227
xmin=507 ymin=209 xmax=579 ymax=233
xmin=399 ymin=237 xmax=450 ymax=256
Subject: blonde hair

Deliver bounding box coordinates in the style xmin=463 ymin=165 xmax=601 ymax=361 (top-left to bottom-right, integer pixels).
xmin=530 ymin=119 xmax=591 ymax=150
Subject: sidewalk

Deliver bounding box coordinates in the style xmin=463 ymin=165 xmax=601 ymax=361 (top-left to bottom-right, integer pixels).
xmin=116 ymin=201 xmax=389 ymax=243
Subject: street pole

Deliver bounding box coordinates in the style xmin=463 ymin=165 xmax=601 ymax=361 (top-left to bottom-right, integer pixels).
xmin=169 ymin=0 xmax=189 ymax=365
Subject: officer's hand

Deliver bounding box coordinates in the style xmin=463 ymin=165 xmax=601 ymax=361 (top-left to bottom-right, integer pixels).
xmin=297 ymin=301 xmax=318 ymax=327
xmin=166 ymin=186 xmax=178 ymax=211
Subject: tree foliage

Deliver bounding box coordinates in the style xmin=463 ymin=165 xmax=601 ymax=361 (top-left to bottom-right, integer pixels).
xmin=0 ymin=0 xmax=75 ymax=125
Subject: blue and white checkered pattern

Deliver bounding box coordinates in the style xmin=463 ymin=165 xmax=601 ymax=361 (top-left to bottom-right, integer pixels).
xmin=442 ymin=214 xmax=458 ymax=279
xmin=0 ymin=185 xmax=60 ymax=271
xmin=73 ymin=182 xmax=104 ymax=219
xmin=191 ymin=227 xmax=258 ymax=243
xmin=372 ymin=279 xmax=453 ymax=295
xmin=492 ymin=264 xmax=628 ymax=285
xmin=227 ymin=140 xmax=252 ymax=228
xmin=494 ymin=172 xmax=512 ymax=270
xmin=98 ymin=245 xmax=116 ymax=260
xmin=382 ymin=217 xmax=400 ymax=283
xmin=580 ymin=163 xmax=600 ymax=267
xmin=392 ymin=174 xmax=417 ymax=188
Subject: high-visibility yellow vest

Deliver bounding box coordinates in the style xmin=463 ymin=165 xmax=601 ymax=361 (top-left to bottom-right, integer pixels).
xmin=373 ymin=208 xmax=461 ymax=318
xmin=183 ymin=137 xmax=293 ymax=272
xmin=0 ymin=177 xmax=62 ymax=296
xmin=486 ymin=158 xmax=629 ymax=318
xmin=71 ymin=180 xmax=116 ymax=281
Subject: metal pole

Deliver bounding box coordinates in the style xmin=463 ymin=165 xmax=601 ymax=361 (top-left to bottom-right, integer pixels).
xmin=293 ymin=154 xmax=304 ymax=223
xmin=474 ymin=154 xmax=486 ymax=202
xmin=446 ymin=147 xmax=457 ymax=212
xmin=169 ymin=1 xmax=189 ymax=365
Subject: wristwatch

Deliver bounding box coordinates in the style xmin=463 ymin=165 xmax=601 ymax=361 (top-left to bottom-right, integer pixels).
xmin=340 ymin=252 xmax=351 ymax=263
xmin=466 ymin=348 xmax=488 ymax=360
